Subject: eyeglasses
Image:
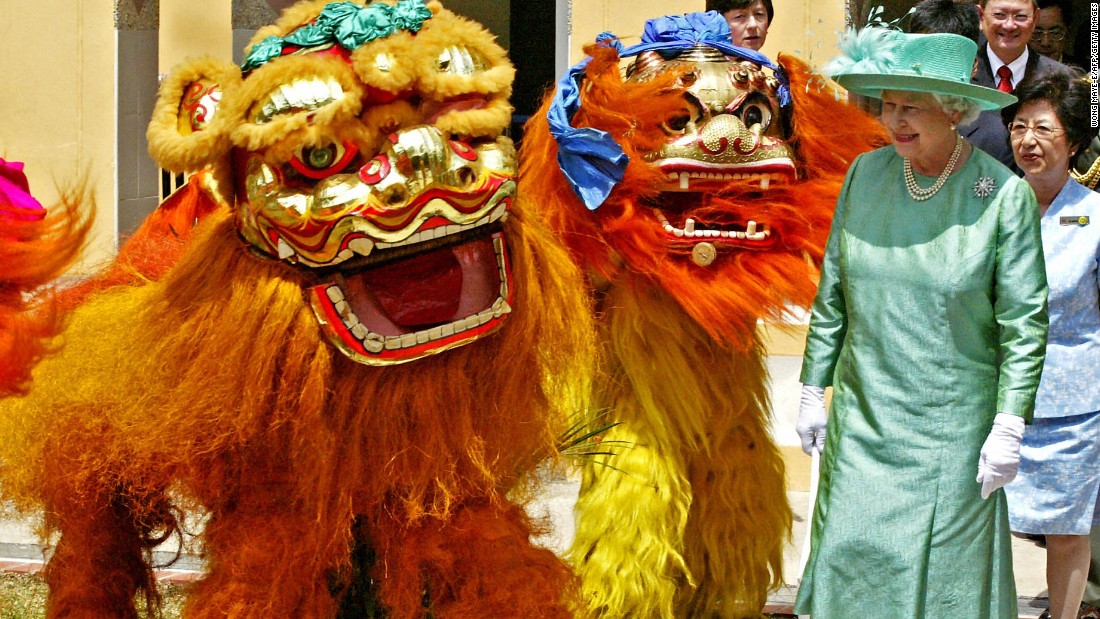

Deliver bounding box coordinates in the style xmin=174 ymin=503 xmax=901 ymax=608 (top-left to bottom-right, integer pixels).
xmin=1007 ymin=121 xmax=1066 ymax=139
xmin=989 ymin=11 xmax=1033 ymax=24
xmin=1033 ymin=27 xmax=1067 ymax=41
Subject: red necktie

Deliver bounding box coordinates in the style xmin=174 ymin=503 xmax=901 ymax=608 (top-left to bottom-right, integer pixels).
xmin=996 ymin=65 xmax=1013 ymax=93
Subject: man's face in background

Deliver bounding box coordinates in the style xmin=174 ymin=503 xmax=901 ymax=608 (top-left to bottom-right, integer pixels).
xmin=1031 ymin=5 xmax=1068 ymax=61
xmin=979 ymin=0 xmax=1037 ymax=63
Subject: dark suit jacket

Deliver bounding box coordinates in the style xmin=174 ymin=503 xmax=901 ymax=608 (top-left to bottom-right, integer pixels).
xmin=1058 ymin=53 xmax=1085 ymax=72
xmin=961 ymin=46 xmax=1067 ymax=175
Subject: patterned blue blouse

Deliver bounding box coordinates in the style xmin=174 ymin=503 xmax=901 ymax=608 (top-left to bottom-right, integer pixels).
xmin=1034 ymin=178 xmax=1100 ymax=417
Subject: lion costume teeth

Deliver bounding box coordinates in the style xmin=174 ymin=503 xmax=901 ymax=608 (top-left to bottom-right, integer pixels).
xmin=0 ymin=2 xmax=596 ymax=617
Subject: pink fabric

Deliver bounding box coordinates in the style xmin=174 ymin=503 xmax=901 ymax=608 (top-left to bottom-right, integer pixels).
xmin=0 ymin=158 xmax=45 ymax=221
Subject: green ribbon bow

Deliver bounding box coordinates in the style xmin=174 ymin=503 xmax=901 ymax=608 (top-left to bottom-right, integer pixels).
xmin=242 ymin=0 xmax=432 ymax=71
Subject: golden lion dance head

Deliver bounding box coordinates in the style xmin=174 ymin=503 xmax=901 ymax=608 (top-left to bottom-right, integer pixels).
xmin=521 ymin=12 xmax=887 ymax=348
xmin=632 ymin=45 xmax=794 ymax=198
xmin=149 ymin=0 xmax=520 ymax=366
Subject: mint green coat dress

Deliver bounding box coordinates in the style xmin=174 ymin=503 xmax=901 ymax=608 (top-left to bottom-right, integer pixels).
xmin=794 ymin=146 xmax=1048 ymax=618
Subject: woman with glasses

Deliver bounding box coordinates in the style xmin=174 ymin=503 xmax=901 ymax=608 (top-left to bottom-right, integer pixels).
xmin=1003 ymin=69 xmax=1100 ymax=619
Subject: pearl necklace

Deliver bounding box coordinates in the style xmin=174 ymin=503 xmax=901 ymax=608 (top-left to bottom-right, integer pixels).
xmin=903 ymin=134 xmax=963 ymax=201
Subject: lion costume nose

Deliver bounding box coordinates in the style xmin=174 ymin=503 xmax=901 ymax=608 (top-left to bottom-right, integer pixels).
xmin=698 ymin=114 xmax=759 ymax=156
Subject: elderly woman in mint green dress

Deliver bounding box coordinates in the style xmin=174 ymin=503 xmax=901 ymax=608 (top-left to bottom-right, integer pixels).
xmin=793 ymin=30 xmax=1048 ymax=618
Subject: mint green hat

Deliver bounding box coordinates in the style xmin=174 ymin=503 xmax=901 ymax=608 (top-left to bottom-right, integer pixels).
xmin=825 ymin=29 xmax=1016 ymax=111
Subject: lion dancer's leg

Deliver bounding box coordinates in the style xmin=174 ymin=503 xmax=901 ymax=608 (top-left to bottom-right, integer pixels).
xmin=184 ymin=480 xmax=351 ymax=618
xmin=568 ymin=289 xmax=711 ymax=619
xmin=681 ymin=406 xmax=790 ymax=617
xmin=369 ymin=500 xmax=576 ymax=619
xmin=35 ymin=421 xmax=167 ymax=619
xmin=679 ymin=350 xmax=791 ymax=618
xmin=567 ymin=412 xmax=693 ymax=619
xmin=42 ymin=485 xmax=158 ymax=619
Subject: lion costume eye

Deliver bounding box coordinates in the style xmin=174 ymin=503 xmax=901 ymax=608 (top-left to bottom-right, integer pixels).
xmin=739 ymin=100 xmax=773 ymax=132
xmin=665 ymin=113 xmax=694 ymax=133
xmin=290 ymin=141 xmax=359 ymax=179
xmin=663 ymin=97 xmax=705 ymax=135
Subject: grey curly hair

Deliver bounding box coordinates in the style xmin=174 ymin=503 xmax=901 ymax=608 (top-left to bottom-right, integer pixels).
xmin=931 ymin=93 xmax=982 ymax=127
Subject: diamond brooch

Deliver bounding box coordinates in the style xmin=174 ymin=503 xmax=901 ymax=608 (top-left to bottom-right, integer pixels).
xmin=973 ymin=176 xmax=996 ymax=198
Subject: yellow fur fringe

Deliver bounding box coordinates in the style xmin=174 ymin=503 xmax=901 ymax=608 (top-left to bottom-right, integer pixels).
xmin=567 ymin=283 xmax=789 ymax=618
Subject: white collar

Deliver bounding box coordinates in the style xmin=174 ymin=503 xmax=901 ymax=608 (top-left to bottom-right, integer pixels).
xmin=986 ymin=45 xmax=1029 ymax=89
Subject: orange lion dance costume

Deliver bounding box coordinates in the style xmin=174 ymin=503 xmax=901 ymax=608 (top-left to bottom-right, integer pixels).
xmin=0 ymin=159 xmax=88 ymax=396
xmin=520 ymin=13 xmax=887 ymax=618
xmin=0 ymin=1 xmax=594 ymax=617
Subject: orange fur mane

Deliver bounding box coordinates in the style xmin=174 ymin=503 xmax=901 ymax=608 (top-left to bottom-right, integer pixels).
xmin=6 ymin=200 xmax=592 ymax=614
xmin=57 ymin=172 xmax=223 ymax=310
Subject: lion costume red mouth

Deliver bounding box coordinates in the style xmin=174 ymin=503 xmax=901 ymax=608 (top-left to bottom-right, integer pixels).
xmin=308 ymin=225 xmax=513 ymax=364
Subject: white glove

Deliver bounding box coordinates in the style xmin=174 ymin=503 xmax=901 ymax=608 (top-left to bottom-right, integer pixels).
xmin=976 ymin=413 xmax=1026 ymax=500
xmin=795 ymin=384 xmax=827 ymax=456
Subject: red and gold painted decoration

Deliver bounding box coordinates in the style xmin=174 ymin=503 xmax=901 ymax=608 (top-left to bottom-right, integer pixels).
xmin=177 ymin=78 xmax=223 ymax=134
xmin=634 ymin=49 xmax=794 ymax=191
xmin=627 ymin=46 xmax=795 ymax=263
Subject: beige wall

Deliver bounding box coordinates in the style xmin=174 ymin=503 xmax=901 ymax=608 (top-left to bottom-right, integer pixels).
xmin=760 ymin=0 xmax=847 ymax=66
xmin=761 ymin=323 xmax=813 ymax=491
xmin=570 ymin=0 xmax=699 ymax=61
xmin=569 ymin=0 xmax=847 ymax=67
xmin=0 ymin=0 xmax=117 ymax=271
xmin=0 ymin=1 xmax=232 ymax=276
xmin=160 ymin=0 xmax=233 ymax=71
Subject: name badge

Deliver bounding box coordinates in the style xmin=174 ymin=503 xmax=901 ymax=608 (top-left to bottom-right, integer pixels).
xmin=1059 ymin=215 xmax=1090 ymax=226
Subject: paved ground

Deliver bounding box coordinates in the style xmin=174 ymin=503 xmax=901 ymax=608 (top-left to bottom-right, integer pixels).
xmin=0 ymin=478 xmax=1051 ymax=617
xmin=528 ymin=478 xmax=1050 ymax=618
